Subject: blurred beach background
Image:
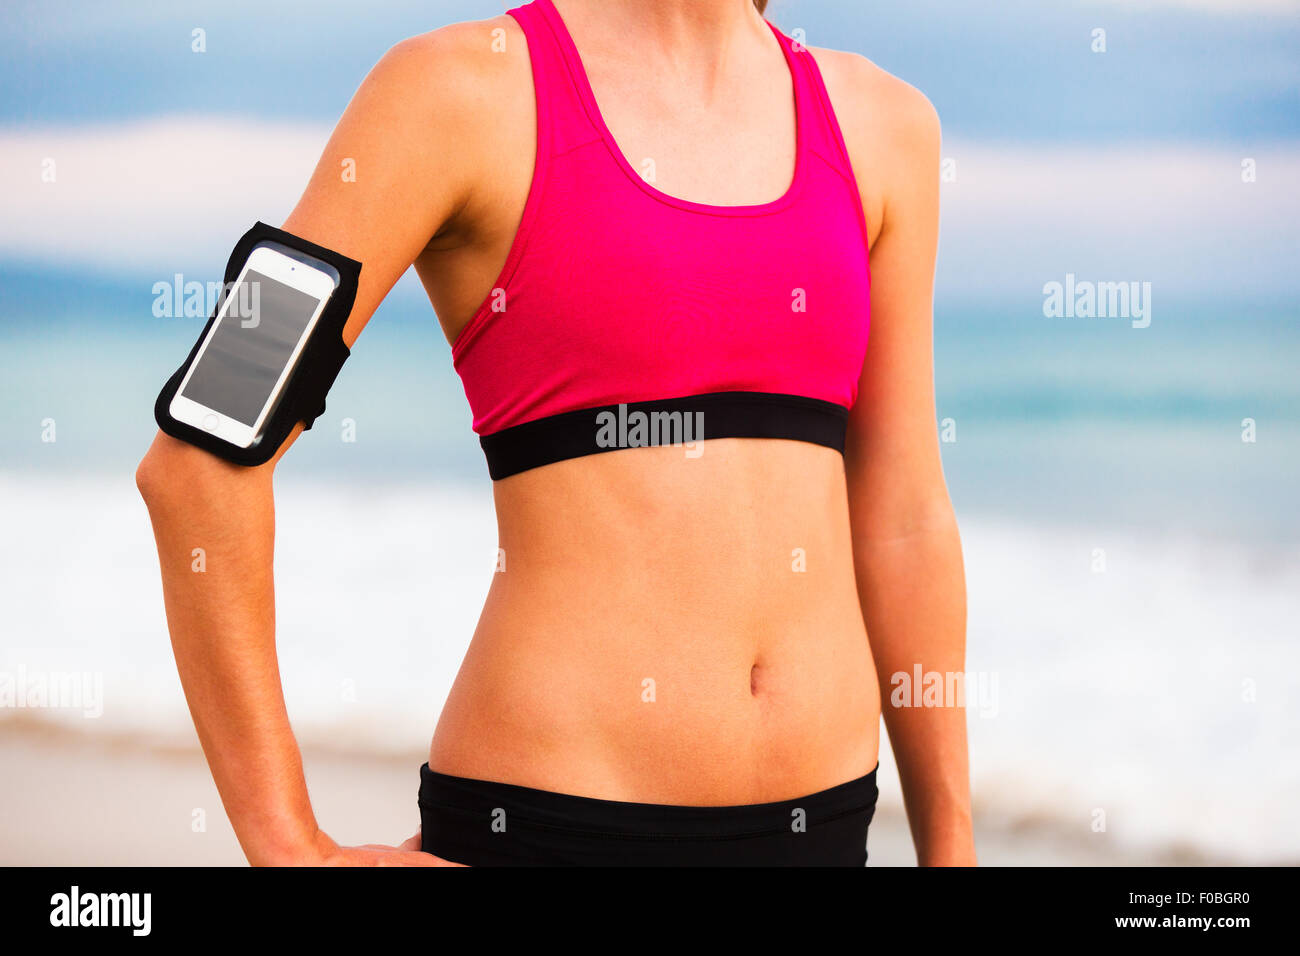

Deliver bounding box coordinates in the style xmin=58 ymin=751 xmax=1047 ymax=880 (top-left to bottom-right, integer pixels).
xmin=2 ymin=0 xmax=1298 ymax=865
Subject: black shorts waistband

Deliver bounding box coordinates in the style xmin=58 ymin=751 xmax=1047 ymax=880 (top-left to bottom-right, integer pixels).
xmin=418 ymin=764 xmax=879 ymax=840
xmin=478 ymin=391 xmax=850 ymax=480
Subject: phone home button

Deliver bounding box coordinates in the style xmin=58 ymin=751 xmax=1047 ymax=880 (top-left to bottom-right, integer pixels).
xmin=202 ymin=413 xmax=220 ymax=432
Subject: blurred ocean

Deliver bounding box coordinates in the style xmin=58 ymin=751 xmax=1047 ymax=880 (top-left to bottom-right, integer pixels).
xmin=2 ymin=264 xmax=1298 ymax=863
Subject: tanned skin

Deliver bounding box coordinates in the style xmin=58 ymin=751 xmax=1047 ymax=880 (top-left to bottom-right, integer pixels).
xmin=137 ymin=0 xmax=972 ymax=866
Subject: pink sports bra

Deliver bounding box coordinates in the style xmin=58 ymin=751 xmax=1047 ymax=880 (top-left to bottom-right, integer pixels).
xmin=453 ymin=0 xmax=871 ymax=479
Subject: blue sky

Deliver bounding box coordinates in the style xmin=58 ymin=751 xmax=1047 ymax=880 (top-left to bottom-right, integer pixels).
xmin=1 ymin=0 xmax=1297 ymax=301
xmin=4 ymin=0 xmax=1298 ymax=141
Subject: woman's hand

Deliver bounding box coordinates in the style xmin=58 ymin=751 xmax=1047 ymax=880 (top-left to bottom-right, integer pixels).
xmin=304 ymin=829 xmax=466 ymax=867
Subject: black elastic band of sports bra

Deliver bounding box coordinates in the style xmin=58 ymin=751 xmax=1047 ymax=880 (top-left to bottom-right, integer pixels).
xmin=479 ymin=391 xmax=849 ymax=480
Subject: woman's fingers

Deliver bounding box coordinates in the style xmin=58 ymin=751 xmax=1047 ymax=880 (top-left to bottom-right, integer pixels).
xmin=376 ymin=851 xmax=440 ymax=867
xmin=331 ymin=834 xmax=464 ymax=865
xmin=393 ymin=828 xmax=466 ymax=863
xmin=374 ymin=849 xmax=464 ymax=866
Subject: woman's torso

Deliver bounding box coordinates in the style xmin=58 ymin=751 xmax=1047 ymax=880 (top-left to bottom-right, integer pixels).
xmin=415 ymin=0 xmax=881 ymax=804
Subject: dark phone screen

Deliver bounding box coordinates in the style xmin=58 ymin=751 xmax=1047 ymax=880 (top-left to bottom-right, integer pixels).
xmin=180 ymin=269 xmax=323 ymax=427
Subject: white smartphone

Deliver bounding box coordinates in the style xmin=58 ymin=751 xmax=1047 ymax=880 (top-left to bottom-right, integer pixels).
xmin=169 ymin=245 xmax=337 ymax=449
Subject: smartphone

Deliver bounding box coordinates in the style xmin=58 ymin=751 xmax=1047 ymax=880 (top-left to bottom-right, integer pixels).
xmin=169 ymin=245 xmax=337 ymax=449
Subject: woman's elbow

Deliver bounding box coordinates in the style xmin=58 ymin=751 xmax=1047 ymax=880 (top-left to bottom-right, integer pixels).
xmin=135 ymin=432 xmax=260 ymax=509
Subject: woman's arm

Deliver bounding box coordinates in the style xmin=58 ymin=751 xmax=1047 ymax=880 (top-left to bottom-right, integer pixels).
xmin=824 ymin=53 xmax=976 ymax=866
xmin=136 ymin=25 xmax=501 ymax=865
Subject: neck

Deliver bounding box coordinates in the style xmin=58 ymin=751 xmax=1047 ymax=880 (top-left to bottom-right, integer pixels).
xmin=558 ymin=0 xmax=768 ymax=76
xmin=616 ymin=0 xmax=759 ymax=34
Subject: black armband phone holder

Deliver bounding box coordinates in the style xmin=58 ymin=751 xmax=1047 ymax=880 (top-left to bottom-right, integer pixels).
xmin=153 ymin=221 xmax=362 ymax=466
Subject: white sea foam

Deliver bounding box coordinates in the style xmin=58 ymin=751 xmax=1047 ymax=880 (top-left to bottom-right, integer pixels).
xmin=3 ymin=472 xmax=1296 ymax=862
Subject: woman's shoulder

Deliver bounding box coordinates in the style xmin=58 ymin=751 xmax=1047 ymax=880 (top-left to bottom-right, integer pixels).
xmin=331 ymin=16 xmax=536 ymax=216
xmin=367 ymin=15 xmax=532 ymax=112
xmin=278 ymin=16 xmax=536 ymax=287
xmin=807 ymin=46 xmax=940 ymax=235
xmin=809 ymin=46 xmax=940 ymax=155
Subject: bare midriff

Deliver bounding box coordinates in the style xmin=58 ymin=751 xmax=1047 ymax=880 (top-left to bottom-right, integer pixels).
xmin=427 ymin=437 xmax=881 ymax=806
